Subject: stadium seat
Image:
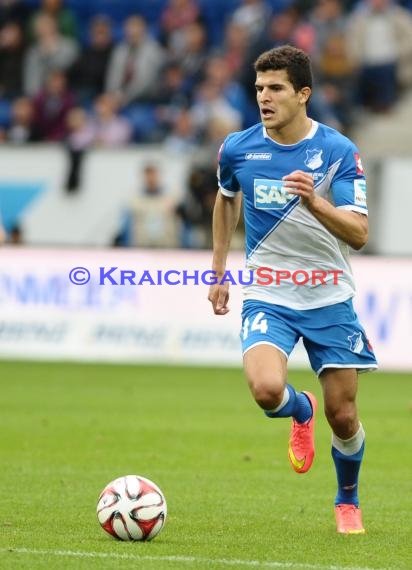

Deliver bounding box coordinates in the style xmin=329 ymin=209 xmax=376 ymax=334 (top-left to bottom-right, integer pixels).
xmin=86 ymin=0 xmax=130 ymax=21
xmin=21 ymin=0 xmax=40 ymax=7
xmin=121 ymin=104 xmax=161 ymax=143
xmin=65 ymin=0 xmax=92 ymax=18
xmin=127 ymin=0 xmax=169 ymax=23
xmin=197 ymin=0 xmax=240 ymax=46
xmin=85 ymin=0 xmax=166 ymax=22
xmin=0 ymin=100 xmax=12 ymax=128
xmin=266 ymin=0 xmax=295 ymax=13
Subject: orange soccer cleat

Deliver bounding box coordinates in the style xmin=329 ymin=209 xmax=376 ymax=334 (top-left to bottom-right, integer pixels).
xmin=288 ymin=391 xmax=317 ymax=474
xmin=335 ymin=504 xmax=366 ymax=534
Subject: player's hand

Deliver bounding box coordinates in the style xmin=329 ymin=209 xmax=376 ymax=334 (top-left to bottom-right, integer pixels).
xmin=208 ymin=282 xmax=230 ymax=315
xmin=282 ymin=170 xmax=316 ymax=208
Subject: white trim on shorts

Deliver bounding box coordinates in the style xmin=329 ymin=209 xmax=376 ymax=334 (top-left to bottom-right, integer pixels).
xmin=316 ymin=363 xmax=378 ymax=376
xmin=242 ymin=340 xmax=289 ymax=359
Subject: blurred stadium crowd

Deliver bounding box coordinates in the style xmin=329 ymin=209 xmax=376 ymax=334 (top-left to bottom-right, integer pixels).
xmin=2 ymin=0 xmax=412 ymax=145
xmin=1 ymin=0 xmax=412 ymax=247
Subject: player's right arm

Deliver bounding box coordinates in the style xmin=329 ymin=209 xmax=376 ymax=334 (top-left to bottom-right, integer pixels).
xmin=208 ymin=190 xmax=242 ymax=315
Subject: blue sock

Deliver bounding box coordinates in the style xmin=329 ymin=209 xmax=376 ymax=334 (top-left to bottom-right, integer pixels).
xmin=264 ymin=384 xmax=312 ymax=423
xmin=332 ymin=440 xmax=365 ymax=506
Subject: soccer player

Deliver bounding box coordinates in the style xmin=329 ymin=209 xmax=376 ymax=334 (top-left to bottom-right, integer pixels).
xmin=208 ymin=45 xmax=377 ymax=534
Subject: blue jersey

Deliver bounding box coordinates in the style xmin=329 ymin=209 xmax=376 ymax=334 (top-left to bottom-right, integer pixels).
xmin=218 ymin=121 xmax=368 ymax=310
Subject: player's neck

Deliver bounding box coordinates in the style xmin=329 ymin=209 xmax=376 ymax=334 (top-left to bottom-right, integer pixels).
xmin=266 ymin=116 xmax=312 ymax=146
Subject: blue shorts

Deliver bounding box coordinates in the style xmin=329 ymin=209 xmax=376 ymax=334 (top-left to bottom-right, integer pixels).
xmin=241 ymin=299 xmax=378 ymax=376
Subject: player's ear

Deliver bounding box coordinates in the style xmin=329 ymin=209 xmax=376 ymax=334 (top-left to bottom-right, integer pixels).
xmin=299 ymin=87 xmax=311 ymax=105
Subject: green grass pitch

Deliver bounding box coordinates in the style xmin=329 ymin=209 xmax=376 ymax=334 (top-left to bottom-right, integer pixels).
xmin=0 ymin=361 xmax=411 ymax=570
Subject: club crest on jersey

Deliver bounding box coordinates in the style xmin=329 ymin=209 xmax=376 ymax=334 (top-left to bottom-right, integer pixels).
xmin=304 ymin=149 xmax=323 ymax=170
xmin=348 ymin=332 xmax=364 ymax=354
xmin=254 ymin=179 xmax=295 ymax=210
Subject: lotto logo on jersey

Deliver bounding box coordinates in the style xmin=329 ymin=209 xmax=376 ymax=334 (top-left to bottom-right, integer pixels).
xmin=254 ymin=179 xmax=295 ymax=209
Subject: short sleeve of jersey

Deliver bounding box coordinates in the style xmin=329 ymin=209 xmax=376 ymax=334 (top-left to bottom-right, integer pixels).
xmin=331 ymin=144 xmax=368 ymax=215
xmin=217 ymin=134 xmax=241 ymax=198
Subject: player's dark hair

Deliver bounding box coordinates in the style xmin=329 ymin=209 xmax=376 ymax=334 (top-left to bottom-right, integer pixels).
xmin=254 ymin=45 xmax=313 ymax=93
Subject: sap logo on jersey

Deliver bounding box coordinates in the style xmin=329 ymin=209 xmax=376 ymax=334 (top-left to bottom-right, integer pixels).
xmin=254 ymin=179 xmax=294 ymax=209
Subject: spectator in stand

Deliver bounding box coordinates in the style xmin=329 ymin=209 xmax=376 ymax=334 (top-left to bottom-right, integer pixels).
xmin=141 ymin=164 xmax=164 ymax=197
xmin=67 ymin=94 xmax=131 ymax=149
xmin=346 ymin=0 xmax=412 ymax=112
xmin=220 ymin=20 xmax=250 ymax=78
xmin=0 ymin=0 xmax=31 ymax=31
xmin=32 ymin=69 xmax=75 ymax=141
xmin=316 ymin=32 xmax=355 ymax=130
xmin=239 ymin=8 xmax=303 ymax=103
xmin=237 ymin=6 xmax=342 ymax=129
xmin=159 ymin=0 xmax=201 ymax=56
xmin=64 ymin=105 xmax=92 ymax=191
xmin=265 ymin=8 xmax=305 ymax=50
xmin=190 ymin=78 xmax=242 ymax=141
xmin=131 ymin=163 xmax=179 ymax=248
xmin=178 ymin=21 xmax=209 ymax=93
xmin=176 ymin=161 xmax=219 ymax=248
xmin=90 ymin=93 xmax=132 ymax=147
xmin=105 ymin=15 xmax=165 ymax=106
xmin=230 ymin=0 xmax=271 ymax=43
xmin=163 ymin=108 xmax=198 ymax=154
xmin=190 ymin=114 xmax=242 ymax=181
xmin=206 ymin=116 xmax=241 ymax=159
xmin=29 ymin=0 xmax=78 ymax=39
xmin=302 ymin=1 xmax=353 ymax=130
xmin=202 ymin=54 xmax=249 ymax=125
xmin=70 ymin=15 xmax=114 ymax=103
xmin=8 ymin=224 xmax=23 ymax=244
xmin=66 ymin=106 xmax=94 ymax=149
xmin=1 ymin=97 xmax=40 ymax=143
xmin=186 ymin=114 xmax=242 ymax=246
xmin=65 ymin=94 xmax=131 ymax=191
xmin=153 ymin=61 xmax=190 ymax=107
xmin=308 ymin=0 xmax=348 ymax=62
xmin=0 ymin=22 xmax=25 ymax=98
xmin=23 ymin=13 xmax=78 ymax=96
xmin=152 ymin=61 xmax=192 ymax=135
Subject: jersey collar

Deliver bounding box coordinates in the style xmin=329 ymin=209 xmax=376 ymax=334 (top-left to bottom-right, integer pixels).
xmin=262 ymin=120 xmax=319 ymax=147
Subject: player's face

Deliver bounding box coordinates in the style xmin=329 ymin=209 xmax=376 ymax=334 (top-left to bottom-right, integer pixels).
xmin=255 ymin=69 xmax=307 ymax=132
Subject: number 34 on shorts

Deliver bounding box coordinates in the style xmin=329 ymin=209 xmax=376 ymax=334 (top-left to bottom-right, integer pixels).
xmin=240 ymin=308 xmax=293 ymax=357
xmin=242 ymin=312 xmax=268 ymax=339
xmin=240 ymin=299 xmax=378 ymax=375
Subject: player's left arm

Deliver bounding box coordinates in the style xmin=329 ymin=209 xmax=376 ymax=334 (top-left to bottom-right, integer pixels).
xmin=283 ymin=170 xmax=368 ymax=250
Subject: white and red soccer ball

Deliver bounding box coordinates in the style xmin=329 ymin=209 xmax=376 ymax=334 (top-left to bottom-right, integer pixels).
xmin=97 ymin=475 xmax=167 ymax=541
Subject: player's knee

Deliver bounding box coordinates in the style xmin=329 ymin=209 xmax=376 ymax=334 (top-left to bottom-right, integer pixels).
xmin=249 ymin=379 xmax=284 ymax=410
xmin=325 ymin=405 xmax=357 ymax=432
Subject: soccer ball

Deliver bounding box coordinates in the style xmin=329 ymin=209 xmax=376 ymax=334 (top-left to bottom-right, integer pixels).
xmin=96 ymin=475 xmax=167 ymax=541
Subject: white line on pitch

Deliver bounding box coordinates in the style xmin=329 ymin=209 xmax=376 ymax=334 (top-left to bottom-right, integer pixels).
xmin=0 ymin=547 xmax=392 ymax=570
